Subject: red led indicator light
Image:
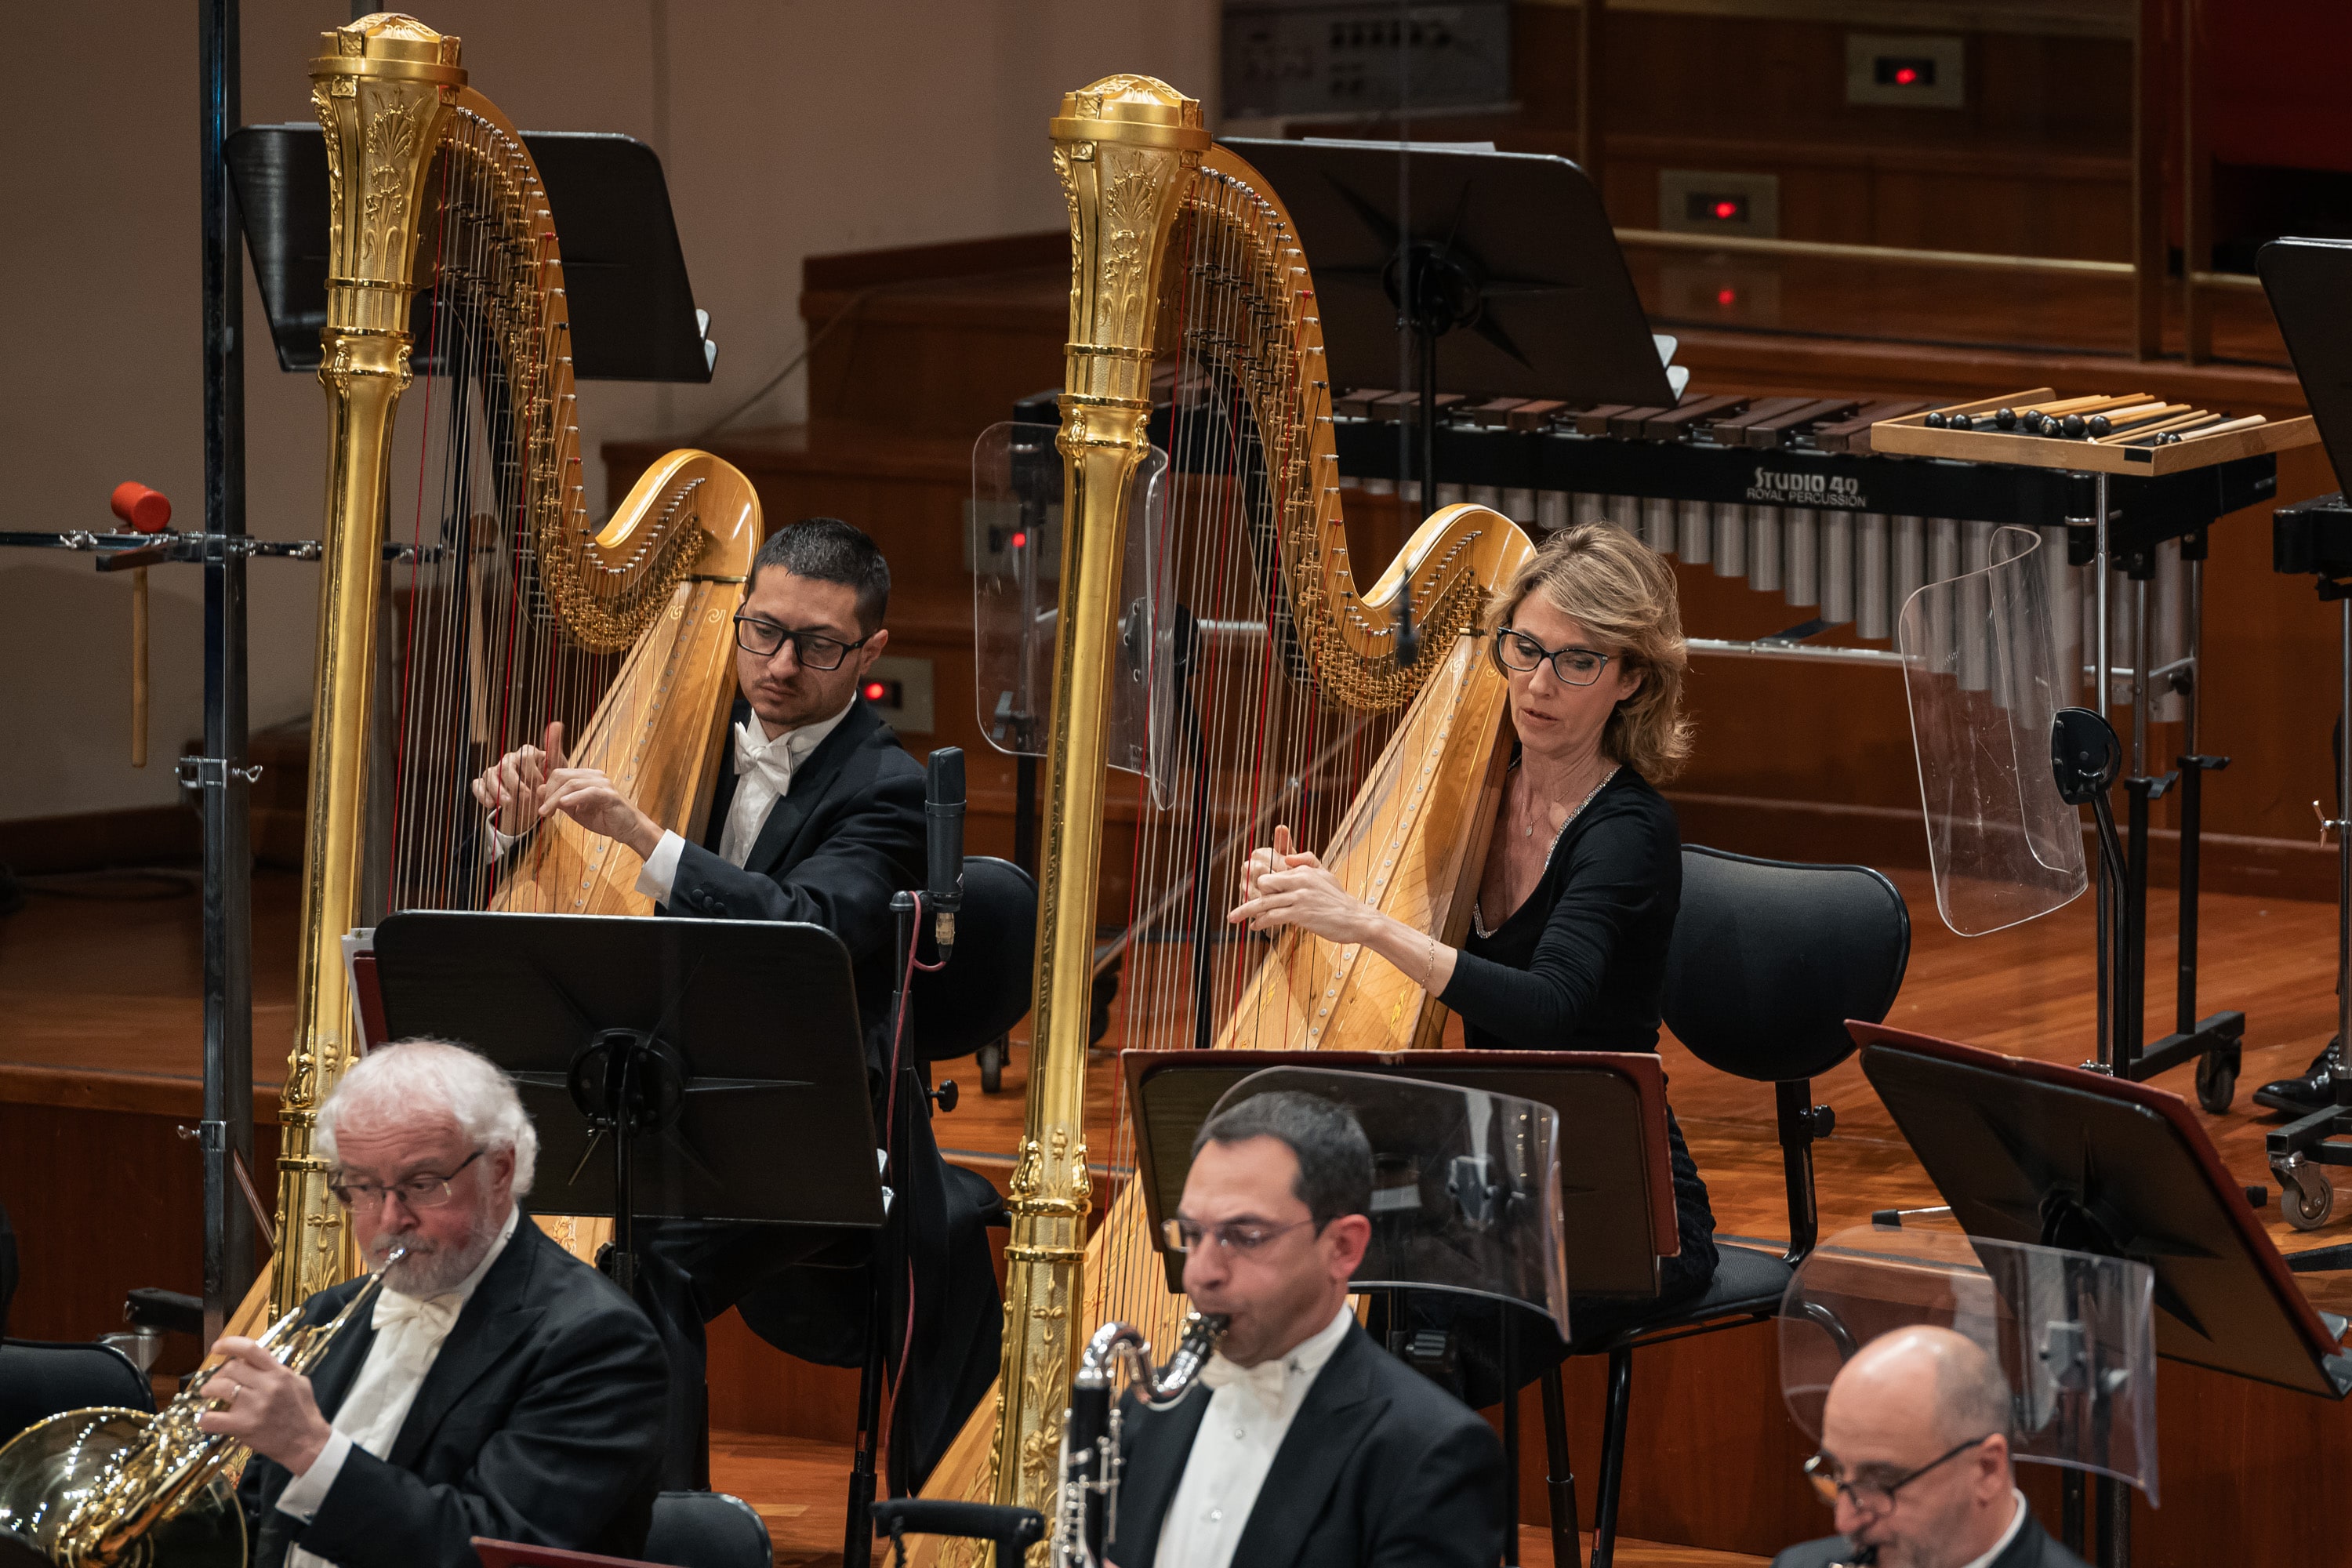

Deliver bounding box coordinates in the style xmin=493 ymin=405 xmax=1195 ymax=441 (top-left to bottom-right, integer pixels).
xmin=1712 ymin=200 xmax=1739 ymax=220
xmin=863 ymin=681 xmax=887 ymax=701
xmin=1716 ymin=287 xmax=1737 ymax=307
xmin=1894 ymin=66 xmax=1918 ymax=85
xmin=1011 ymin=530 xmax=1027 ymax=549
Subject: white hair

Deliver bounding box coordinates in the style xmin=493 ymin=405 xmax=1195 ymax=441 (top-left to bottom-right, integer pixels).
xmin=316 ymin=1037 xmax=539 ymax=1196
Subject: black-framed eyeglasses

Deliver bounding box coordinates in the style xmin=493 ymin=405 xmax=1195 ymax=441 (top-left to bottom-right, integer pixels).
xmin=1161 ymin=1216 xmax=1317 ymax=1255
xmin=1803 ymin=1434 xmax=1996 ymax=1513
xmin=328 ymin=1149 xmax=484 ymax=1212
xmin=732 ymin=615 xmax=872 ymax=670
xmin=1493 ymin=628 xmax=1617 ymax=687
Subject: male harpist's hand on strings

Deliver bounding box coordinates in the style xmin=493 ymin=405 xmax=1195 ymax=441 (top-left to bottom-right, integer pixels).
xmin=1228 ymin=824 xmax=1367 ymax=942
xmin=469 ymin=719 xmax=564 ymax=839
xmin=529 ymin=724 xmax=665 ymax=861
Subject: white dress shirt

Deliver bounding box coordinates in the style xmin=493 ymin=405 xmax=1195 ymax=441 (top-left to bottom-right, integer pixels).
xmin=274 ymin=1206 xmax=521 ymax=1563
xmin=483 ymin=699 xmax=851 ymax=902
xmin=1154 ymin=1303 xmax=1356 ymax=1568
xmin=1955 ymin=1489 xmax=2030 ymax=1568
xmin=636 ymin=698 xmax=852 ymax=900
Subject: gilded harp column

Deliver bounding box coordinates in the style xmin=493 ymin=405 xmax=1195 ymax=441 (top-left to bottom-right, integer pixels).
xmin=989 ymin=78 xmax=1207 ymax=1521
xmin=270 ymin=14 xmax=463 ymax=1316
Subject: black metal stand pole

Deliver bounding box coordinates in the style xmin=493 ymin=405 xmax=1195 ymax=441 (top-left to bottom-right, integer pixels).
xmin=2096 ymin=1472 xmax=2130 ymax=1568
xmin=196 ymin=0 xmax=254 ymax=1345
xmin=1499 ymin=1302 xmax=1519 ymax=1568
xmin=2122 ymin=779 xmax=2153 ymax=1073
xmin=845 ymin=891 xmax=917 ymax=1568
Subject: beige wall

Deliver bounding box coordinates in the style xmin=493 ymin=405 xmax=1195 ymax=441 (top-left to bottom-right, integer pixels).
xmin=1 ymin=0 xmax=1216 ymax=824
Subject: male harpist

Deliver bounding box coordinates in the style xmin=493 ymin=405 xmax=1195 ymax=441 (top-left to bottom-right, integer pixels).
xmin=1107 ymin=1092 xmax=1509 ymax=1568
xmin=201 ymin=1040 xmax=668 ymax=1568
xmin=466 ymin=517 xmax=1000 ymax=1490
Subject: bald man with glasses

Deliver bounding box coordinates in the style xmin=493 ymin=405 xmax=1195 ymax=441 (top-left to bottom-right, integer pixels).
xmin=1776 ymin=1326 xmax=2089 ymax=1568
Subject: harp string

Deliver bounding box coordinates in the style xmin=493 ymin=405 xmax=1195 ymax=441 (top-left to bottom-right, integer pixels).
xmin=1094 ymin=169 xmax=1414 ymax=1335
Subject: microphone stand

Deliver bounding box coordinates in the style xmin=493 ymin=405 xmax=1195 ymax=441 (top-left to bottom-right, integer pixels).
xmin=844 ymin=747 xmax=966 ymax=1568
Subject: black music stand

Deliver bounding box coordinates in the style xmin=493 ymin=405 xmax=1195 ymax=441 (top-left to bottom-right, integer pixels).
xmin=1225 ymin=137 xmax=1675 ymax=659
xmin=1123 ymin=1047 xmax=1681 ymax=1568
xmin=224 ymin=125 xmax=714 ymax=383
xmin=2256 ymin=238 xmax=2352 ymax=1231
xmin=371 ymin=911 xmax=887 ymax=1299
xmin=1856 ymin=1023 xmax=2352 ymax=1568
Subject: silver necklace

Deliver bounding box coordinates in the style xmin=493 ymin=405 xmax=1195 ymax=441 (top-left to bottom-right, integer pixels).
xmin=1475 ymin=764 xmax=1620 ymax=938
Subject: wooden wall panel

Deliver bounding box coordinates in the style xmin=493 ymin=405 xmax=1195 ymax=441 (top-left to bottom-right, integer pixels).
xmin=0 ymin=1098 xmax=279 ymax=1376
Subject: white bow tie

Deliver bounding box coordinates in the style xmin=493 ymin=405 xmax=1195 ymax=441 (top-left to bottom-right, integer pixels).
xmin=732 ymin=720 xmax=796 ymax=792
xmin=372 ymin=1288 xmax=461 ymax=1338
xmin=1200 ymin=1352 xmax=1293 ymax=1411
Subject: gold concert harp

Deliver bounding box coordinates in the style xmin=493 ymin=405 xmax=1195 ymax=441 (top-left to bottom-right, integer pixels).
xmin=921 ymin=76 xmax=1534 ymax=1554
xmin=267 ymin=13 xmax=760 ymax=1315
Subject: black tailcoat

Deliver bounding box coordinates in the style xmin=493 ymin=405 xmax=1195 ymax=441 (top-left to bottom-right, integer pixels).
xmin=239 ymin=1220 xmax=668 ymax=1568
xmin=1104 ymin=1319 xmax=1508 ymax=1568
xmin=1772 ymin=1508 xmax=2090 ymax=1568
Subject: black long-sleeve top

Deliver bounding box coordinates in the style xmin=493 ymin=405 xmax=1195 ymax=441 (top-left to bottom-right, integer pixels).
xmin=1436 ymin=764 xmax=1719 ymax=1318
xmin=1439 ymin=766 xmax=1679 ymax=1054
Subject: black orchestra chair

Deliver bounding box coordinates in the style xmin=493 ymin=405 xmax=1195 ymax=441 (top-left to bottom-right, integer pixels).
xmin=1555 ymin=844 xmax=1910 ymax=1568
xmin=645 ymin=1490 xmax=773 ymax=1568
xmin=0 ymin=1338 xmax=154 ymax=1446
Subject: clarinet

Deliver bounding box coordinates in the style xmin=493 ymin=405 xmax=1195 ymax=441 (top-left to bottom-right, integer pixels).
xmin=1831 ymin=1544 xmax=1880 ymax=1567
xmin=1051 ymin=1313 xmax=1228 ymax=1568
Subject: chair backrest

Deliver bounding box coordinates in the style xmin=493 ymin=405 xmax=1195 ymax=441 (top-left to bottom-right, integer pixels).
xmin=644 ymin=1490 xmax=771 ymax=1568
xmin=0 ymin=1338 xmax=154 ymax=1445
xmin=909 ymin=856 xmax=1037 ymax=1062
xmin=1664 ymin=846 xmax=1911 ymax=1083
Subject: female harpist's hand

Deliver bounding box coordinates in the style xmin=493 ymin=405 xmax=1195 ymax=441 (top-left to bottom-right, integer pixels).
xmin=1228 ymin=824 xmax=1369 ymax=942
xmin=1235 ymin=822 xmax=1322 ymax=901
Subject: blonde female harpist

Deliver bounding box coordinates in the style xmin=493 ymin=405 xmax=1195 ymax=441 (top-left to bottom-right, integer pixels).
xmin=1229 ymin=521 xmax=1720 ymax=1396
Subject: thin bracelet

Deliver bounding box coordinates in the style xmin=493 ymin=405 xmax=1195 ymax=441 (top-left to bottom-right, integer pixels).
xmin=1425 ymin=933 xmax=1442 ymax=992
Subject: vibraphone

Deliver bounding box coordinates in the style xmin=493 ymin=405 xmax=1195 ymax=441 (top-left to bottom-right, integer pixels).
xmin=1316 ymin=385 xmax=2286 ymax=713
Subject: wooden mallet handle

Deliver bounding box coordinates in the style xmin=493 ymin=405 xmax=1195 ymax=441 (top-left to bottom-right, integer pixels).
xmin=110 ymin=482 xmax=172 ymax=768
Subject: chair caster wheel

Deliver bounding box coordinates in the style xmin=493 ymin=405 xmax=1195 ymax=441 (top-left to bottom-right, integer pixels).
xmin=2196 ymin=1050 xmax=2238 ymax=1114
xmin=2281 ymin=1162 xmax=2336 ymax=1231
xmin=977 ymin=1037 xmax=1005 ymax=1094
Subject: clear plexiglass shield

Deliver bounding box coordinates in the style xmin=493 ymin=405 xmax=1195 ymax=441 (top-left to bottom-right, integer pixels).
xmin=1780 ymin=1224 xmax=2158 ymax=1503
xmin=1206 ymin=1066 xmax=1570 ymax=1333
xmin=971 ymin=419 xmax=1176 ymax=806
xmin=1898 ymin=524 xmax=2089 ymax=936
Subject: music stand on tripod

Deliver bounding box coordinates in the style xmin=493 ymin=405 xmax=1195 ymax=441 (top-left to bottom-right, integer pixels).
xmin=369 ymin=910 xmax=887 ymax=1302
xmin=372 ymin=907 xmax=884 ymax=1504
xmin=1225 ymin=136 xmax=1677 ymax=659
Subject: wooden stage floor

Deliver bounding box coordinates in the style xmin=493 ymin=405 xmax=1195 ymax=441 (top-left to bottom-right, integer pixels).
xmin=713 ymin=1428 xmax=1762 ymax=1568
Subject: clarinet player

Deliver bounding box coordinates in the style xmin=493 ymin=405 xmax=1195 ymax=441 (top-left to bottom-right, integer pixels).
xmin=1103 ymin=1091 xmax=1507 ymax=1568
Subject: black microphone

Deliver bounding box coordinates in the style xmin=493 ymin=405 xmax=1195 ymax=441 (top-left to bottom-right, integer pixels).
xmin=924 ymin=748 xmax=965 ymax=956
